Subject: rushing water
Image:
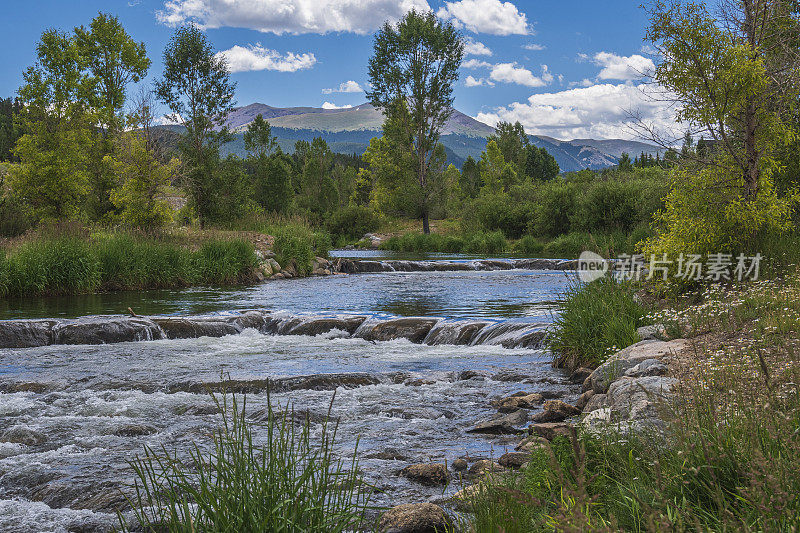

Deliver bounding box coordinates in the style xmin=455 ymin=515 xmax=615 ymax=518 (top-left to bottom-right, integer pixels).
xmin=0 ymin=257 xmax=578 ymax=532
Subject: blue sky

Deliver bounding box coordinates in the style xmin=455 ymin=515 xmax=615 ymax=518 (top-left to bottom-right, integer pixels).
xmin=0 ymin=0 xmax=671 ymax=140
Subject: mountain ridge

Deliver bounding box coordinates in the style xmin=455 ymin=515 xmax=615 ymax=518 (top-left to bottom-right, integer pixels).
xmin=202 ymin=102 xmax=661 ymax=171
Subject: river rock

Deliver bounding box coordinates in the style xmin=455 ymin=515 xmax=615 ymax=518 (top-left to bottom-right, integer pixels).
xmin=588 ymin=340 xmax=686 ymax=393
xmin=575 ymin=390 xmax=595 ymax=411
xmin=287 ymin=316 xmax=367 ymax=336
xmin=529 ymin=422 xmax=572 ymax=441
xmin=467 ymin=409 xmax=528 ymax=434
xmin=624 ymin=358 xmax=668 ymax=378
xmin=53 ymin=317 xmax=165 ymax=345
xmin=270 ymin=272 xmax=285 ymax=280
xmin=153 ymin=317 xmax=239 ymax=339
xmin=0 ymin=320 xmax=56 ymax=348
xmin=515 ymin=436 xmax=548 ymax=452
xmin=606 ymin=376 xmax=677 ymax=428
xmin=583 ymin=393 xmax=608 ymax=413
xmin=468 ymin=459 xmax=506 ymax=477
xmin=531 ymin=400 xmax=581 ymax=423
xmin=637 ymin=324 xmax=666 ymax=340
xmin=451 ymin=458 xmax=468 ymax=471
xmin=492 ymin=392 xmax=544 ymax=412
xmin=260 ymin=261 xmax=274 ymax=277
xmin=360 ymin=317 xmax=439 ymax=343
xmin=568 ymin=367 xmax=593 ymax=384
xmin=399 ymin=463 xmax=450 ymax=486
xmin=498 ymin=451 xmax=530 ymax=469
xmin=491 ymin=369 xmax=532 ymax=382
xmin=231 ymin=311 xmax=269 ymax=331
xmin=378 ymin=503 xmax=452 ymax=533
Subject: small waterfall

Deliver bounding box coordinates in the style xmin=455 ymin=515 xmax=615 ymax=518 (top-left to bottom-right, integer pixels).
xmin=332 ymin=258 xmax=577 ymax=274
xmin=0 ymin=313 xmax=549 ymax=350
xmin=423 ymin=319 xmax=490 ymax=345
xmin=469 ymin=321 xmax=548 ymax=349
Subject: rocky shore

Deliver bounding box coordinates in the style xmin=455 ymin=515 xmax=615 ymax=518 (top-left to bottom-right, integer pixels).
xmin=377 ymin=324 xmax=686 ymax=533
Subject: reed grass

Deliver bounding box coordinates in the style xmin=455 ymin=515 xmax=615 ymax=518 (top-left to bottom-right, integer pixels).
xmin=0 ymin=232 xmax=258 ymax=297
xmin=119 ymin=391 xmax=372 ymax=533
xmin=549 ymin=277 xmax=650 ymax=369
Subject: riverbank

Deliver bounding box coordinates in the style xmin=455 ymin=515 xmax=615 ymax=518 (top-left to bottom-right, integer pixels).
xmin=456 ymin=276 xmax=800 ymax=531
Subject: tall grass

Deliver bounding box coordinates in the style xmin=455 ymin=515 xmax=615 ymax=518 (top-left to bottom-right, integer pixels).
xmin=549 ymin=276 xmax=650 ymax=369
xmin=380 ymin=231 xmax=508 ymax=255
xmin=120 ymin=392 xmax=372 ymax=532
xmin=0 ymin=232 xmax=258 ymax=297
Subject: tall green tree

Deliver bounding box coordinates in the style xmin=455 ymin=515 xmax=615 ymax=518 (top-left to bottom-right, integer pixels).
xmin=75 ymin=12 xmax=150 ymax=220
xmin=646 ymin=0 xmax=800 ymax=199
xmin=367 ymin=10 xmax=464 ymax=234
xmin=10 ymin=28 xmax=94 ymax=220
xmin=295 ymin=137 xmax=338 ymax=217
xmin=478 ymin=140 xmax=517 ymax=193
xmin=459 ymin=155 xmax=481 ymax=198
xmin=244 ymin=114 xmax=292 ymax=214
xmin=488 ymin=121 xmax=529 ymax=171
xmin=156 ymin=25 xmax=236 ymax=228
xmin=618 ymin=152 xmax=633 ymax=172
xmin=523 ymin=145 xmax=559 ymax=180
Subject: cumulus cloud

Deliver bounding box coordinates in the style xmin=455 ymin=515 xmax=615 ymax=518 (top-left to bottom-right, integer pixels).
xmin=593 ymin=52 xmax=654 ymax=81
xmin=523 ymin=43 xmax=545 ymax=51
xmin=462 ymin=58 xmax=493 ymax=69
xmin=465 ymin=75 xmax=494 ymax=87
xmin=321 ymin=102 xmax=353 ymax=109
xmin=158 ymin=0 xmax=431 ymax=34
xmin=322 ymin=80 xmax=364 ymax=94
xmin=464 ymin=37 xmax=492 ymax=56
xmin=437 ymin=0 xmax=529 ymax=35
xmin=475 ymin=83 xmax=675 ymax=140
xmin=216 ymin=44 xmax=316 ymax=73
xmin=489 ymin=63 xmax=553 ymax=87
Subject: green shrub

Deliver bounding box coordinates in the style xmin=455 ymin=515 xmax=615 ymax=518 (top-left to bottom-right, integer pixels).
xmin=531 ymin=182 xmax=576 ymax=237
xmin=464 ymin=231 xmax=507 ymax=254
xmin=572 ymin=180 xmax=639 ymax=233
xmin=121 ymin=392 xmax=371 ymax=532
xmin=326 ymin=205 xmax=379 ymax=240
xmin=94 ymin=233 xmax=194 ymax=289
xmin=542 ymin=232 xmax=593 ymax=259
xmin=469 ymin=193 xmax=534 ymax=239
xmin=549 ymin=277 xmax=650 ymax=369
xmin=514 ymin=235 xmax=544 ymax=255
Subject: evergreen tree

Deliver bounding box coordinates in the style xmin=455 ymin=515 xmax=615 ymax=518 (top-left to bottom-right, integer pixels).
xmin=523 ymin=145 xmax=559 ymax=180
xmin=459 ymin=155 xmax=481 ymax=198
xmin=618 ymin=152 xmax=633 ymax=172
xmin=244 ymin=114 xmax=292 ymax=214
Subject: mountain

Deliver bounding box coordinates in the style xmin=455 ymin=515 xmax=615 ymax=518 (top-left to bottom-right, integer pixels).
xmin=173 ymin=102 xmax=660 ymax=171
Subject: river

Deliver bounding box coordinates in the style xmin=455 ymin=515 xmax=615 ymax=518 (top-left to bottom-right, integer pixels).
xmin=0 ymin=252 xmax=578 ymax=532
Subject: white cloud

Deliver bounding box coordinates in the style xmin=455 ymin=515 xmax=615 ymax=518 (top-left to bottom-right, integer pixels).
xmin=437 ymin=0 xmax=529 ymax=35
xmin=569 ymin=78 xmax=595 ymax=88
xmin=475 ymin=83 xmax=675 ymax=140
xmin=322 ymin=80 xmax=364 ymax=94
xmin=465 ymin=75 xmax=494 ymax=87
xmin=158 ymin=0 xmax=431 ymax=34
xmin=489 ymin=63 xmax=552 ymax=87
xmin=217 ymin=44 xmax=316 ymax=73
xmin=523 ymin=43 xmax=545 ymax=51
xmin=464 ymin=37 xmax=492 ymax=56
xmin=462 ymin=58 xmax=493 ymax=69
xmin=593 ymin=52 xmax=654 ymax=81
xmin=321 ymin=102 xmax=353 ymax=109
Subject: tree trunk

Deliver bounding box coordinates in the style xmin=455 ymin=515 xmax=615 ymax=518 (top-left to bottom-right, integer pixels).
xmin=744 ymin=102 xmax=759 ymax=200
xmin=422 ymin=210 xmax=430 ymax=235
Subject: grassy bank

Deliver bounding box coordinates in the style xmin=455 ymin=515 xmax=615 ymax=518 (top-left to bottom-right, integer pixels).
xmin=0 ymin=231 xmax=259 ymax=297
xmin=465 ymin=276 xmax=800 ymax=531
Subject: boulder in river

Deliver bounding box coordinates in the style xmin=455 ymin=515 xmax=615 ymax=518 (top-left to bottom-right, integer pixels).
xmin=529 ymin=422 xmax=573 ymax=441
xmin=359 ymin=317 xmax=439 ymax=343
xmin=0 ymin=320 xmax=56 ymax=348
xmin=378 ymin=503 xmax=452 ymax=533
xmin=468 ymin=459 xmax=506 ymax=477
xmin=498 ymin=451 xmax=531 ymax=469
xmin=467 ymin=409 xmax=528 ymax=434
xmin=54 ymin=317 xmax=165 ymax=345
xmin=399 ymin=463 xmax=450 ymax=486
xmin=531 ymin=400 xmax=581 ymax=423
xmin=153 ymin=317 xmax=239 ymax=339
xmin=492 ymin=392 xmax=544 ymax=412
xmin=287 ymin=316 xmax=367 ymax=336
